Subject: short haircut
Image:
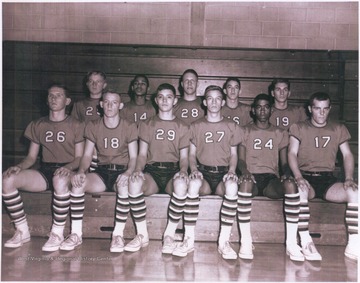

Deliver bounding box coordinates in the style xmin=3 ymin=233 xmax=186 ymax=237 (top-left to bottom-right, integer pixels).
xmin=132 ymin=74 xmax=149 ymax=87
xmin=223 ymin=77 xmax=241 ymax=90
xmin=156 ymin=83 xmax=176 ymax=96
xmin=48 ymin=83 xmax=70 ymax=98
xmin=271 ymin=78 xmax=290 ymax=91
xmin=309 ymin=92 xmax=331 ymax=106
xmin=252 ymin=93 xmax=272 ymax=108
xmin=86 ymin=70 xmax=107 ymax=82
xmin=182 ymin=69 xmax=198 ymax=79
xmin=101 ymin=89 xmax=121 ymax=101
xmin=204 ymin=85 xmax=226 ymax=100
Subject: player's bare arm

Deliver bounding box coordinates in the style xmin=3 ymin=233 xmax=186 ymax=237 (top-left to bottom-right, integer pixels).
xmin=130 ymin=140 xmax=148 ymax=182
xmin=279 ymin=147 xmax=292 ymax=182
xmin=117 ymin=140 xmax=138 ymax=188
xmin=223 ymin=146 xmax=238 ymax=182
xmin=237 ymin=145 xmax=255 ymax=183
xmin=288 ymin=136 xmax=311 ymax=192
xmin=71 ymin=139 xmax=94 ymax=188
xmin=339 ymin=141 xmax=358 ymax=191
xmin=54 ymin=141 xmax=85 ymax=177
xmin=173 ymin=147 xmax=189 ymax=183
xmin=188 ymin=142 xmax=203 ymax=180
xmin=3 ymin=142 xmax=40 ymax=178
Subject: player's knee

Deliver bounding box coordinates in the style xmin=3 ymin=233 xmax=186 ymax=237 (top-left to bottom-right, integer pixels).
xmin=128 ymin=179 xmax=143 ymax=195
xmin=188 ymin=179 xmax=201 ymax=196
xmin=224 ymin=179 xmax=238 ymax=197
xmin=238 ymin=181 xmax=253 ymax=194
xmin=53 ymin=175 xmax=70 ymax=194
xmin=283 ymin=179 xmax=298 ymax=194
xmin=347 ymin=188 xmax=358 ymax=203
xmin=173 ymin=179 xmax=188 ymax=197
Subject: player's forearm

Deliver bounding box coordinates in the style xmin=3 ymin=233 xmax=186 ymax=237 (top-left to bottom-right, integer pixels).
xmin=134 ymin=155 xmax=147 ymax=172
xmin=65 ymin=156 xmax=82 ymax=171
xmin=126 ymin=157 xmax=137 ymax=175
xmin=189 ymin=155 xmax=198 ymax=173
xmin=77 ymin=155 xmax=92 ymax=174
xmin=16 ymin=156 xmax=37 ymax=170
xmin=343 ymin=154 xmax=355 ymax=181
xmin=237 ymin=159 xmax=249 ymax=175
xmin=179 ymin=157 xmax=189 ymax=174
xmin=228 ymin=155 xmax=238 ymax=174
xmin=287 ymin=153 xmax=302 ymax=179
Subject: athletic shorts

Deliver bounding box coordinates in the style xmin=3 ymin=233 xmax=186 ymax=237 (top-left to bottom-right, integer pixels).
xmin=301 ymin=171 xmax=338 ymax=199
xmin=38 ymin=162 xmax=68 ymax=191
xmin=144 ymin=163 xmax=179 ymax=194
xmin=198 ymin=164 xmax=229 ymax=195
xmin=252 ymin=173 xmax=283 ymax=199
xmin=94 ymin=164 xmax=127 ymax=192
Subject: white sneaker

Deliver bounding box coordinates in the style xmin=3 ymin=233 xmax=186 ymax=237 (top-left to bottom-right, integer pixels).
xmin=172 ymin=237 xmax=194 ymax=257
xmin=302 ymin=242 xmax=322 ymax=261
xmin=4 ymin=230 xmax=31 ymax=248
xmin=110 ymin=235 xmax=125 ymax=253
xmin=42 ymin=232 xmax=64 ymax=252
xmin=124 ymin=234 xmax=149 ymax=252
xmin=345 ymin=242 xmax=358 ymax=261
xmin=239 ymin=241 xmax=254 ymax=260
xmin=218 ymin=241 xmax=237 ymax=260
xmin=60 ymin=233 xmax=82 ymax=251
xmin=286 ymin=243 xmax=305 ymax=262
xmin=162 ymin=236 xmax=177 ymax=254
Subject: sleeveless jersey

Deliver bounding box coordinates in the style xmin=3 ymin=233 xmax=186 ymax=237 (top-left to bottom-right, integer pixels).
xmin=241 ymin=123 xmax=288 ymax=175
xmin=190 ymin=117 xmax=244 ymax=167
xmin=221 ymin=103 xmax=252 ymax=126
xmin=289 ymin=120 xmax=351 ymax=172
xmin=24 ymin=116 xmax=85 ymax=163
xmin=71 ymin=97 xmax=101 ymax=123
xmin=85 ymin=118 xmax=138 ymax=165
xmin=270 ymin=104 xmax=307 ymax=130
xmin=120 ymin=100 xmax=156 ymax=125
xmin=138 ymin=116 xmax=190 ymax=163
xmin=173 ymin=97 xmax=205 ymax=126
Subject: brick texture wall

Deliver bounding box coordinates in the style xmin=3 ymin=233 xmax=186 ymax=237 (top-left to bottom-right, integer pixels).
xmin=3 ymin=2 xmax=358 ymax=50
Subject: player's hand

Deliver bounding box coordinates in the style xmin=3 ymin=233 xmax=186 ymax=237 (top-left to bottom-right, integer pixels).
xmin=116 ymin=172 xmax=131 ymax=188
xmin=295 ymin=176 xmax=310 ymax=192
xmin=280 ymin=174 xmax=293 ymax=183
xmin=173 ymin=171 xmax=189 ymax=183
xmin=238 ymin=173 xmax=255 ymax=184
xmin=223 ymin=171 xmax=238 ymax=182
xmin=189 ymin=170 xmax=203 ymax=180
xmin=130 ymin=171 xmax=145 ymax=182
xmin=343 ymin=179 xmax=358 ymax=191
xmin=71 ymin=173 xmax=86 ymax=188
xmin=2 ymin=166 xmax=22 ymax=178
xmin=54 ymin=166 xmax=72 ymax=177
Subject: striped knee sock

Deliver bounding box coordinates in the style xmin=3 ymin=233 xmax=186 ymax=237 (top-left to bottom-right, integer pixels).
xmin=219 ymin=195 xmax=237 ymax=245
xmin=299 ymin=200 xmax=312 ymax=245
xmin=52 ymin=192 xmax=70 ymax=236
xmin=129 ymin=193 xmax=147 ymax=237
xmin=284 ymin=193 xmax=300 ymax=245
xmin=70 ymin=192 xmax=85 ymax=237
xmin=237 ymin=192 xmax=252 ymax=243
xmin=184 ymin=194 xmax=199 ymax=244
xmin=346 ymin=203 xmax=358 ymax=235
xmin=113 ymin=195 xmax=130 ymax=237
xmin=164 ymin=193 xmax=187 ymax=238
xmin=3 ymin=191 xmax=28 ymax=231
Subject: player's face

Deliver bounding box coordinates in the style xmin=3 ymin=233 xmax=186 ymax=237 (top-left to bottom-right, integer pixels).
xmin=132 ymin=77 xmax=149 ymax=96
xmin=204 ymin=90 xmax=225 ymax=113
xmin=47 ymin=87 xmax=70 ymax=111
xmin=224 ymin=80 xmax=241 ymax=100
xmin=101 ymin=93 xmax=122 ymax=118
xmin=181 ymin=72 xmax=198 ymax=96
xmin=87 ymin=74 xmax=107 ymax=95
xmin=272 ymin=82 xmax=290 ymax=103
xmin=155 ymin=89 xmax=177 ymax=112
xmin=308 ymin=99 xmax=331 ymax=127
xmin=253 ymin=99 xmax=271 ymax=122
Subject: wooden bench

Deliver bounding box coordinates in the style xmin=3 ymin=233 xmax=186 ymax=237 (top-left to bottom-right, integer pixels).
xmin=2 ymin=191 xmax=347 ymax=246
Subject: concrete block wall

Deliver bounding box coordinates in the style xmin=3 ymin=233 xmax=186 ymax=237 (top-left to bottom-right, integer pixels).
xmin=3 ymin=2 xmax=358 ymax=50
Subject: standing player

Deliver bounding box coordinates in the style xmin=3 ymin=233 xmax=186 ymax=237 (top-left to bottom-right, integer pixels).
xmin=269 ymin=78 xmax=307 ymax=130
xmin=288 ymin=92 xmax=358 ymax=261
xmin=71 ymin=70 xmax=108 ymax=171
xmin=2 ymin=84 xmax=85 ymax=252
xmin=127 ymin=83 xmax=190 ymax=254
xmin=222 ymin=77 xmax=252 ymax=126
xmin=60 ymin=90 xmax=139 ymax=253
xmin=173 ymin=69 xmax=205 ymax=126
xmin=172 ymin=85 xmax=242 ymax=260
xmin=237 ymin=93 xmax=303 ymax=261
xmin=120 ymin=74 xmax=156 ymax=124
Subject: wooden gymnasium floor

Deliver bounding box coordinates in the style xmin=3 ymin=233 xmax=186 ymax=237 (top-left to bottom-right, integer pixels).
xmin=1 ymin=236 xmax=358 ymax=282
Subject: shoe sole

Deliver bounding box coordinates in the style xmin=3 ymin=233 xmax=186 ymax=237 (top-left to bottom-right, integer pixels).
xmin=110 ymin=248 xmax=124 ymax=253
xmin=59 ymin=244 xmax=82 ymax=251
xmin=238 ymin=253 xmax=254 ymax=260
xmin=4 ymin=237 xmax=31 ymax=248
xmin=172 ymin=247 xmax=194 ymax=257
xmin=124 ymin=241 xmax=149 ymax=252
xmin=303 ymin=254 xmax=322 ymax=261
xmin=286 ymin=250 xmax=305 ymax=262
xmin=218 ymin=248 xmax=237 ymax=260
xmin=42 ymin=246 xmax=61 ymax=252
xmin=162 ymin=248 xmax=175 ymax=254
